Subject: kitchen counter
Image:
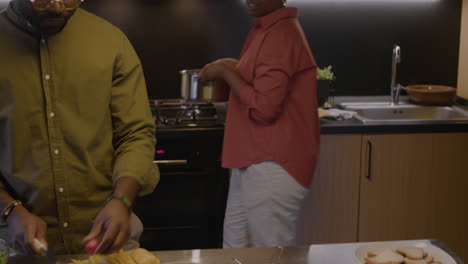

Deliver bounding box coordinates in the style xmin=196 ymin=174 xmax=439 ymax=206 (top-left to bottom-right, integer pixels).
xmin=205 ymin=97 xmax=468 ymax=135
xmin=320 ymin=96 xmax=468 ymax=134
xmin=6 ymin=240 xmax=463 ymax=264
xmin=153 ymin=240 xmax=463 ymax=264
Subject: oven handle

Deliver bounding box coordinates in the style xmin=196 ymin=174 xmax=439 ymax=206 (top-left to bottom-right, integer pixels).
xmin=153 ymin=160 xmax=188 ymax=165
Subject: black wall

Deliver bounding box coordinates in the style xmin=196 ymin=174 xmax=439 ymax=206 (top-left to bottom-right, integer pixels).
xmin=1 ymin=0 xmax=462 ymax=99
xmin=294 ymin=0 xmax=462 ymax=96
xmin=80 ymin=0 xmax=251 ymax=99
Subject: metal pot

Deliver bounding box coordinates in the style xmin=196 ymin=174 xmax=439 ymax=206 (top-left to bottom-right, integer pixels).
xmin=180 ymin=69 xmax=229 ymax=102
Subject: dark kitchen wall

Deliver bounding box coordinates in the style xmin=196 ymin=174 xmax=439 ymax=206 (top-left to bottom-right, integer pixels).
xmin=1 ymin=0 xmax=462 ymax=98
xmin=295 ymin=0 xmax=462 ymax=96
xmin=81 ymin=0 xmax=252 ymax=99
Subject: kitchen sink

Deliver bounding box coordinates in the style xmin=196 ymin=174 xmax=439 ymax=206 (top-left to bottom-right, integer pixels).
xmin=338 ymin=102 xmax=468 ymax=124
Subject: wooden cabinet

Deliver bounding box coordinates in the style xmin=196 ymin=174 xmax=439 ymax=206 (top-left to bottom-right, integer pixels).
xmin=358 ymin=134 xmax=438 ymax=241
xmin=431 ymin=133 xmax=468 ymax=262
xmin=358 ymin=133 xmax=468 ymax=262
xmin=297 ymin=134 xmax=361 ymax=245
xmin=298 ymin=132 xmax=468 ymax=262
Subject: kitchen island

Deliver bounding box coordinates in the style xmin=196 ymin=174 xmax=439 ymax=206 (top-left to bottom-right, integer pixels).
xmin=154 ymin=240 xmax=463 ymax=264
xmin=5 ymin=240 xmax=463 ymax=264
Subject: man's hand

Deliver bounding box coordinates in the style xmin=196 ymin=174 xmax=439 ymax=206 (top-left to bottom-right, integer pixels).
xmin=83 ymin=199 xmax=131 ymax=254
xmin=7 ymin=206 xmax=48 ymax=256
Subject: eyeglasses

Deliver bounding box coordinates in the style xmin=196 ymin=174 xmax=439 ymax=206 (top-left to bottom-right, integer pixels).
xmin=29 ymin=0 xmax=84 ymax=11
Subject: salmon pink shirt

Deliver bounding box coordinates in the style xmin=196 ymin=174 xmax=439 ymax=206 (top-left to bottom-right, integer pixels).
xmin=222 ymin=7 xmax=320 ymax=187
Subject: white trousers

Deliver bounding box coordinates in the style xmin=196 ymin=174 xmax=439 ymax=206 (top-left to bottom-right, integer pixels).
xmin=223 ymin=161 xmax=309 ymax=248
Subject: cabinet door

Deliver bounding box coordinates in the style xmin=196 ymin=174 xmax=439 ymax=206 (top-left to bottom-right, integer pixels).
xmin=358 ymin=134 xmax=438 ymax=241
xmin=297 ymin=134 xmax=361 ymax=244
xmin=432 ymin=133 xmax=468 ymax=263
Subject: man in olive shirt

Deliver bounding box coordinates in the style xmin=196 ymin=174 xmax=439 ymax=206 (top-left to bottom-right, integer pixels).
xmin=0 ymin=0 xmax=159 ymax=255
xmin=0 ymin=82 xmax=14 ymax=192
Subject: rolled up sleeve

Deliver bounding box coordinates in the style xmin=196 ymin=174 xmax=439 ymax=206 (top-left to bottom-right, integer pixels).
xmin=110 ymin=35 xmax=159 ymax=196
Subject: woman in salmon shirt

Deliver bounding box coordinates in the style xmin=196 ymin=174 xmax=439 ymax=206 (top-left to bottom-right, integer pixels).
xmin=199 ymin=0 xmax=319 ymax=248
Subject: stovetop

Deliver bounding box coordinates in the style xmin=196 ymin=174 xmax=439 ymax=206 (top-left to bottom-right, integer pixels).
xmin=150 ymin=99 xmax=224 ymax=129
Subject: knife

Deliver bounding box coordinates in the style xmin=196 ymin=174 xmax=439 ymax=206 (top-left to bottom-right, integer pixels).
xmin=33 ymin=238 xmax=65 ymax=264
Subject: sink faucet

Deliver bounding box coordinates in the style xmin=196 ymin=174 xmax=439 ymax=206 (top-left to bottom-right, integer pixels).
xmin=390 ymin=45 xmax=402 ymax=105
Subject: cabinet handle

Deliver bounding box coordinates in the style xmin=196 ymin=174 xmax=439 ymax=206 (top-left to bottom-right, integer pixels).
xmin=366 ymin=140 xmax=372 ymax=180
xmin=153 ymin=160 xmax=188 ymax=165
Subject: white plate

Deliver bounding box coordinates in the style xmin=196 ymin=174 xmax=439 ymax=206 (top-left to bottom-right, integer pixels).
xmin=355 ymin=241 xmax=456 ymax=264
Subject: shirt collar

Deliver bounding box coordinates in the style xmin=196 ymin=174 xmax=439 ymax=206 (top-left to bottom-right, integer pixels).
xmin=5 ymin=0 xmax=42 ymax=37
xmin=255 ymin=7 xmax=298 ymax=29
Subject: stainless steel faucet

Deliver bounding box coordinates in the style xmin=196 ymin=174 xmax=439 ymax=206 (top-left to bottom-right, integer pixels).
xmin=390 ymin=45 xmax=402 ymax=105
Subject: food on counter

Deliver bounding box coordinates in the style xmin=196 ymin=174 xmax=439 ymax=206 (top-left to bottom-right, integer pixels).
xmin=0 ymin=239 xmax=8 ymax=264
xmin=84 ymin=239 xmax=99 ymax=254
xmin=367 ymin=249 xmax=385 ymax=257
xmin=0 ymin=251 xmax=6 ymax=264
xmin=69 ymin=248 xmax=160 ymax=264
xmin=365 ymin=248 xmax=404 ymax=264
xmin=397 ymin=247 xmax=427 ymax=260
xmin=364 ymin=247 xmax=442 ymax=264
xmin=404 ymin=258 xmax=428 ymax=264
xmin=129 ymin=248 xmax=160 ymax=264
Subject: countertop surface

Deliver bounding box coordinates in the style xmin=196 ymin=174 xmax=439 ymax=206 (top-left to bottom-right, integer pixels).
xmin=6 ymin=239 xmax=464 ymax=264
xmin=320 ymin=96 xmax=468 ymax=134
xmin=151 ymin=96 xmax=468 ymax=135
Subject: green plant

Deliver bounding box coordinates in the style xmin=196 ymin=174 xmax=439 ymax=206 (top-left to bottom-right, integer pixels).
xmin=317 ymin=65 xmax=336 ymax=81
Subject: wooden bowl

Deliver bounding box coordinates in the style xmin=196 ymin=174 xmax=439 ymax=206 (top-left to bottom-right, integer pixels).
xmin=405 ymin=85 xmax=456 ymax=105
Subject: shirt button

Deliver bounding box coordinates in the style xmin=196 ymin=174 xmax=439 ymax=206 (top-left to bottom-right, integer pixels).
xmin=63 ymin=222 xmax=68 ymax=228
xmin=49 ymin=112 xmax=55 ymax=118
xmin=45 ymin=74 xmax=50 ymax=80
xmin=54 ymin=149 xmax=59 ymax=155
xmin=59 ymin=187 xmax=64 ymax=193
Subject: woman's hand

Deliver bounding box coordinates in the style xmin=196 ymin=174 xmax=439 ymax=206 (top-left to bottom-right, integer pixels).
xmin=199 ymin=62 xmax=226 ymax=82
xmin=7 ymin=206 xmax=48 ymax=256
xmin=215 ymin=58 xmax=238 ymax=69
xmin=199 ymin=58 xmax=238 ymax=82
xmin=83 ymin=199 xmax=131 ymax=254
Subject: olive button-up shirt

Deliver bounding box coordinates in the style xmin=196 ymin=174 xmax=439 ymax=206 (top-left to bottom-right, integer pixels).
xmin=0 ymin=4 xmax=159 ymax=254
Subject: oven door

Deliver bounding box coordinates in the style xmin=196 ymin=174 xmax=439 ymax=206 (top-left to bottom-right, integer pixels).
xmin=133 ymin=160 xmax=229 ymax=250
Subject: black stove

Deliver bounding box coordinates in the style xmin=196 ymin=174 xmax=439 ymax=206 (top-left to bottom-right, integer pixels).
xmin=150 ymin=99 xmax=224 ymax=129
xmin=134 ymin=99 xmax=229 ymax=251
